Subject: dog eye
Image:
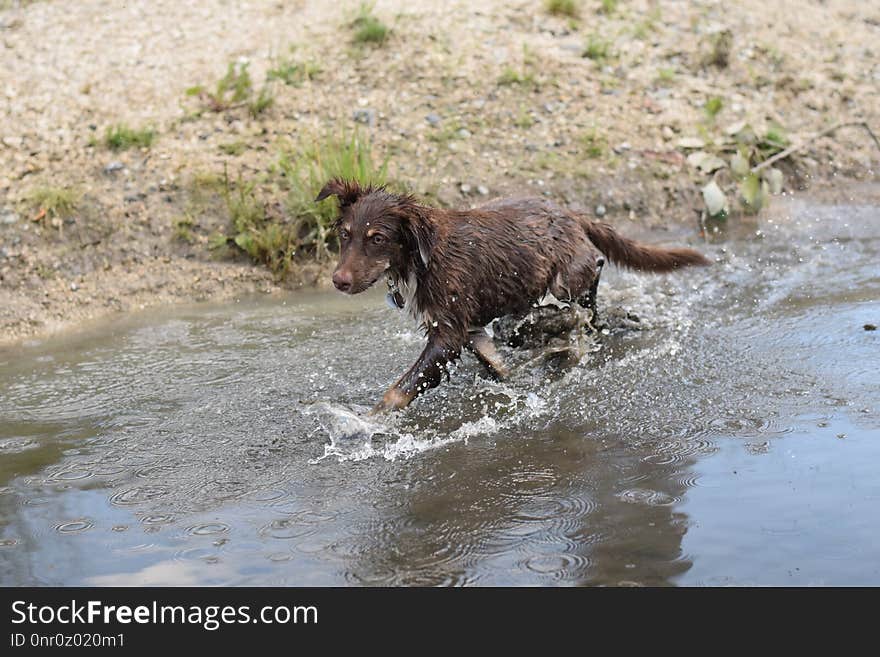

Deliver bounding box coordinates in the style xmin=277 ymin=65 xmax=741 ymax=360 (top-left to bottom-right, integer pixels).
xmin=371 ymin=234 xmax=385 ymax=245
xmin=339 ymin=229 xmax=350 ymax=241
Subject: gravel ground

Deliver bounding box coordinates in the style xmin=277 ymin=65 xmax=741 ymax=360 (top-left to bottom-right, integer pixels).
xmin=1 ymin=0 xmax=878 ymax=343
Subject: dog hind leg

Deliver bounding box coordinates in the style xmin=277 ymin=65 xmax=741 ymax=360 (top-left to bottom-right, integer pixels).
xmin=466 ymin=330 xmax=509 ymax=380
xmin=577 ymin=257 xmax=604 ymax=318
xmin=550 ymin=237 xmax=603 ymax=326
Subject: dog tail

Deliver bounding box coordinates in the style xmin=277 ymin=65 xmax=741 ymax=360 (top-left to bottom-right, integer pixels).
xmin=583 ymin=221 xmax=710 ymax=273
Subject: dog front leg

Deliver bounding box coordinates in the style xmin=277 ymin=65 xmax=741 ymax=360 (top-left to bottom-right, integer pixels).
xmin=371 ymin=337 xmax=462 ymax=413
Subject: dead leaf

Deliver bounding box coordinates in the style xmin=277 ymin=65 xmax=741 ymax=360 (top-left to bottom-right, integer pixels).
xmin=702 ymin=180 xmax=729 ymax=217
xmin=730 ymin=152 xmax=750 ymax=178
xmin=763 ymin=167 xmax=784 ymax=194
xmin=687 ymin=151 xmax=726 ymax=173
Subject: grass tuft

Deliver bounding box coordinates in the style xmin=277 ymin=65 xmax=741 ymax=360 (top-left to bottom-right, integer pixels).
xmin=544 ymin=0 xmax=579 ymax=18
xmin=187 ymin=61 xmax=253 ymax=112
xmin=704 ymin=30 xmax=733 ymax=68
xmin=351 ymin=3 xmax=389 ymax=45
xmin=173 ymin=214 xmax=196 ymax=243
xmin=24 ymin=186 xmax=80 ymax=219
xmin=498 ymin=66 xmax=537 ymax=87
xmin=219 ymin=141 xmax=246 ymax=156
xmin=704 ymin=96 xmax=724 ymax=120
xmin=498 ymin=45 xmax=540 ymax=89
xmin=757 ymin=123 xmax=789 ymax=159
xmin=513 ymin=106 xmax=535 ymax=128
xmin=105 ymin=124 xmax=156 ymax=150
xmin=580 ymin=128 xmax=607 ymax=158
xmin=583 ymin=34 xmax=612 ymax=62
xmin=248 ymin=85 xmax=274 ymax=118
xmin=267 ymin=57 xmax=321 ymax=86
xmin=280 ymin=131 xmax=389 ymax=260
xmin=656 ymin=67 xmax=676 ymax=84
xmin=186 ymin=60 xmax=276 ymax=119
xmin=208 ymin=131 xmax=389 ymax=278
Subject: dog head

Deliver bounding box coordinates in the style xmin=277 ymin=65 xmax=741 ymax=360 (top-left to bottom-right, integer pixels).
xmin=316 ymin=178 xmax=434 ymax=294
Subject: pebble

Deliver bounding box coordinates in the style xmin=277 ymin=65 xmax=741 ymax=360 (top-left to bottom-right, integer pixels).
xmin=477 ymin=185 xmax=489 ymax=196
xmin=595 ymin=204 xmax=607 ymax=217
xmin=459 ymin=183 xmax=472 ymax=194
xmin=456 ymin=128 xmax=471 ymax=139
xmin=425 ymin=113 xmax=441 ymax=126
xmin=104 ymin=161 xmax=124 ymax=174
xmin=865 ymin=324 xmax=877 ymax=331
xmin=70 ymin=282 xmax=78 ymax=292
xmin=676 ymin=137 xmax=706 ymax=149
xmin=1 ymin=211 xmax=19 ymax=224
xmin=352 ymin=108 xmax=376 ymax=126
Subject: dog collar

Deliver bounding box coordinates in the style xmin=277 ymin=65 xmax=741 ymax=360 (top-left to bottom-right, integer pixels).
xmin=386 ymin=275 xmax=404 ymax=310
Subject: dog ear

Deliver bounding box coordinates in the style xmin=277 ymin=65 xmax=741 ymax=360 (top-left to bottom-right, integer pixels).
xmin=401 ymin=211 xmax=435 ymax=269
xmin=315 ymin=178 xmax=365 ymax=208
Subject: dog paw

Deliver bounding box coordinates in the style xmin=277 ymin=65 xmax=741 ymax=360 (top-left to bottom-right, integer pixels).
xmin=370 ymin=388 xmax=412 ymax=414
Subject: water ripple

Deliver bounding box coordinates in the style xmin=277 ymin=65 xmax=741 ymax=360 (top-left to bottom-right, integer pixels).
xmin=520 ymin=553 xmax=592 ymax=580
xmin=110 ymin=485 xmax=169 ymax=506
xmin=187 ymin=523 xmax=230 ymax=536
xmin=55 ymin=519 xmax=94 ymax=534
xmin=259 ymin=519 xmax=318 ymax=541
xmin=617 ymin=488 xmax=679 ymax=507
xmin=50 ymin=469 xmax=93 ymax=481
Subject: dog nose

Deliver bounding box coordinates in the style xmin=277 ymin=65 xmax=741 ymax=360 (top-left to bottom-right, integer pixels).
xmin=332 ymin=270 xmax=353 ymax=292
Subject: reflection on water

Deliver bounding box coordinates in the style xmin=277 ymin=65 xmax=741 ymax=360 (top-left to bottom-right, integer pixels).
xmin=0 ymin=195 xmax=878 ymax=585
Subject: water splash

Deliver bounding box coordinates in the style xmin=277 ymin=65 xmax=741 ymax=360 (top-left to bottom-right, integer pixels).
xmin=301 ymin=368 xmax=561 ymax=463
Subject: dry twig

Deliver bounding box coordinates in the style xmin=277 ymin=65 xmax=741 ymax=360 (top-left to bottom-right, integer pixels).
xmin=752 ymin=121 xmax=880 ymax=173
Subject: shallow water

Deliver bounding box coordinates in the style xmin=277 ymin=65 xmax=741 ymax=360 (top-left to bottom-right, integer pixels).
xmin=1 ymin=195 xmax=878 ymax=586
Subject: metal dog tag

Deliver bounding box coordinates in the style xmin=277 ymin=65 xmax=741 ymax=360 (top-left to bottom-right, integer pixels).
xmin=386 ymin=291 xmax=404 ymax=310
xmin=385 ymin=275 xmax=404 ymax=310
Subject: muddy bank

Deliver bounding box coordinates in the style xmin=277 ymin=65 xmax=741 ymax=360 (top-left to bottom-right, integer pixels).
xmin=1 ymin=0 xmax=878 ymax=343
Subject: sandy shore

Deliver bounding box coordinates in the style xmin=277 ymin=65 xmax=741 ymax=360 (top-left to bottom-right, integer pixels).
xmin=1 ymin=0 xmax=878 ymax=343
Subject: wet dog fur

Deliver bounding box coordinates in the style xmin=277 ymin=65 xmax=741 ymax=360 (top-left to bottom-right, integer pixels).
xmin=317 ymin=178 xmax=709 ymax=412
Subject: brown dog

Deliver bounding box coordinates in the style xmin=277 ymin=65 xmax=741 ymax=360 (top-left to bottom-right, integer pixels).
xmin=317 ymin=179 xmax=709 ymax=413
